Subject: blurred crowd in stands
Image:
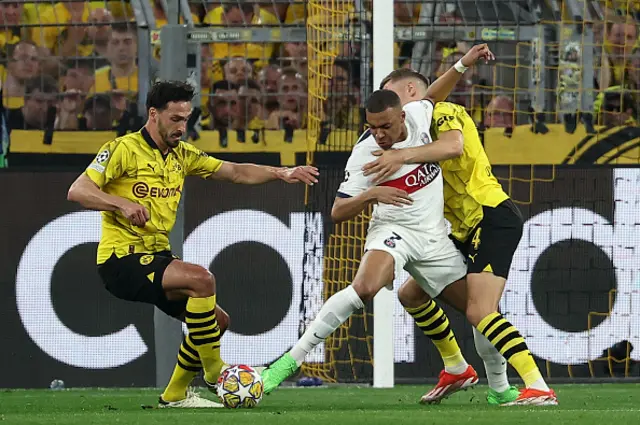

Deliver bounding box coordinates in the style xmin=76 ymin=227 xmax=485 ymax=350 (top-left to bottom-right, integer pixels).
xmin=1 ymin=0 xmax=639 ymax=143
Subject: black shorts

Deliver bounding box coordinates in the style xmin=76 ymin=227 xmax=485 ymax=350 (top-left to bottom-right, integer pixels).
xmin=452 ymin=199 xmax=523 ymax=279
xmin=97 ymin=251 xmax=187 ymax=318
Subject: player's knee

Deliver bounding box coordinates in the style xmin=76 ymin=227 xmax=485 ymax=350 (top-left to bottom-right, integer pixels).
xmin=191 ymin=267 xmax=216 ymax=297
xmin=397 ymin=280 xmax=430 ymax=308
xmin=351 ymin=280 xmax=376 ymax=302
xmin=216 ymin=305 xmax=230 ymax=335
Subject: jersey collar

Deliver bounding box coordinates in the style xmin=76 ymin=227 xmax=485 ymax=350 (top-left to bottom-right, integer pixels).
xmin=141 ymin=127 xmax=172 ymax=159
xmin=141 ymin=127 xmax=159 ymax=150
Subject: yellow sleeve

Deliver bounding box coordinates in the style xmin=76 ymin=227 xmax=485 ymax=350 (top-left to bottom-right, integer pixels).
xmin=434 ymin=103 xmax=465 ymax=133
xmin=184 ymin=146 xmax=223 ymax=179
xmin=85 ymin=140 xmax=129 ymax=188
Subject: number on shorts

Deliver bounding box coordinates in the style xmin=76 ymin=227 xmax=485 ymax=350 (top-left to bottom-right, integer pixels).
xmin=471 ymin=227 xmax=482 ymax=251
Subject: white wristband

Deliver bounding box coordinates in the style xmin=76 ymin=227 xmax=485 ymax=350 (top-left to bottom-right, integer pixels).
xmin=453 ymin=59 xmax=468 ymax=74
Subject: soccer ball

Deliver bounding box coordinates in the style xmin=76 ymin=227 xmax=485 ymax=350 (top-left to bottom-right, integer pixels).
xmin=216 ymin=365 xmax=264 ymax=408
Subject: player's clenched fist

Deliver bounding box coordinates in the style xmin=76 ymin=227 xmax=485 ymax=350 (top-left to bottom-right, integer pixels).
xmin=277 ymin=166 xmax=320 ymax=185
xmin=119 ymin=201 xmax=150 ymax=227
xmin=366 ymin=186 xmax=413 ymax=207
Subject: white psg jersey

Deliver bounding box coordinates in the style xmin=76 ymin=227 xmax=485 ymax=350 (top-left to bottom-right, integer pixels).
xmin=337 ymin=100 xmax=448 ymax=238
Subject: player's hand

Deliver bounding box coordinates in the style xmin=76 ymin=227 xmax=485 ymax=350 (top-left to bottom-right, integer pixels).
xmin=367 ymin=186 xmax=413 ymax=207
xmin=461 ymin=43 xmax=495 ymax=67
xmin=119 ymin=201 xmax=150 ymax=227
xmin=277 ymin=166 xmax=320 ymax=185
xmin=362 ymin=149 xmax=406 ymax=184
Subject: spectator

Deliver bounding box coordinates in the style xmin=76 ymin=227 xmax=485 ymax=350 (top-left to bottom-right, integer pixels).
xmin=204 ymin=3 xmax=277 ymax=77
xmin=266 ymin=68 xmax=306 ymax=129
xmin=85 ymin=8 xmax=115 ymax=69
xmin=8 ymin=76 xmax=58 ymax=130
xmin=596 ymin=15 xmax=638 ymax=90
xmin=153 ymin=0 xmax=200 ymax=27
xmin=259 ymin=64 xmax=282 ymax=114
xmin=224 ymin=57 xmax=252 ymax=85
xmin=204 ymin=80 xmax=239 ymax=131
xmin=484 ymin=96 xmax=515 ymax=129
xmin=200 ymin=44 xmax=214 ymax=121
xmin=3 ymin=41 xmax=40 ymax=109
xmin=0 ymin=0 xmax=22 ymax=60
xmin=81 ymin=94 xmax=113 ymax=130
xmin=280 ymin=41 xmax=307 ymax=78
xmin=90 ymin=23 xmax=138 ymax=100
xmin=61 ymin=59 xmax=95 ymax=94
xmin=595 ymin=89 xmax=637 ymax=126
xmin=326 ymin=61 xmax=360 ymax=130
xmin=237 ymin=80 xmax=265 ymax=130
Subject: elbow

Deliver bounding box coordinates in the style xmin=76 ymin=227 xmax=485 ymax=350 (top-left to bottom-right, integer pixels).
xmin=67 ymin=184 xmax=79 ymax=203
xmin=331 ymin=207 xmax=345 ymax=224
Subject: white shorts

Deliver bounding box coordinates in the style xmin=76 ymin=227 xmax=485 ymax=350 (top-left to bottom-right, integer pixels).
xmin=364 ymin=223 xmax=467 ymax=298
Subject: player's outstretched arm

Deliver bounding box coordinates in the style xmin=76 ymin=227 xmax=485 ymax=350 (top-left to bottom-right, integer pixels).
xmin=424 ymin=44 xmax=495 ymax=104
xmin=331 ymin=187 xmax=413 ymax=223
xmin=211 ymin=162 xmax=319 ymax=185
xmin=67 ymin=174 xmax=150 ymax=227
xmin=362 ymin=130 xmax=463 ymax=183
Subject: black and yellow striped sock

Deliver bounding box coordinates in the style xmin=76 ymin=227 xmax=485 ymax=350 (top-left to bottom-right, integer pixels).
xmin=185 ymin=295 xmax=225 ymax=383
xmin=405 ymin=300 xmax=467 ymax=373
xmin=161 ymin=336 xmax=202 ymax=402
xmin=477 ymin=312 xmax=544 ymax=388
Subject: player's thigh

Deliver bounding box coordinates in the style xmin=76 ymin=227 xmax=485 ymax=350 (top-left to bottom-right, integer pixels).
xmin=98 ymin=251 xmax=187 ymax=318
xmin=466 ymin=200 xmax=523 ymax=279
xmin=405 ymin=240 xmax=467 ymax=300
xmin=162 ymin=259 xmax=216 ymax=299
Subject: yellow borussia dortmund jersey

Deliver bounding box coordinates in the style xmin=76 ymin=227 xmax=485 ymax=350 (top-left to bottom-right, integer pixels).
xmin=434 ymin=102 xmax=509 ymax=242
xmin=85 ymin=128 xmax=223 ymax=264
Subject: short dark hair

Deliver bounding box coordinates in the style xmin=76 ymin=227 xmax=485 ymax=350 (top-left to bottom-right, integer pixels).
xmin=211 ymin=80 xmax=239 ymax=93
xmin=84 ymin=94 xmax=112 ymax=114
xmin=366 ymin=90 xmax=401 ymax=113
xmin=379 ymin=68 xmax=430 ymax=90
xmin=223 ymin=2 xmax=254 ymax=15
xmin=111 ymin=22 xmax=136 ymax=34
xmin=146 ymin=80 xmax=195 ymax=111
xmin=239 ymin=79 xmax=261 ymax=91
xmin=63 ymin=59 xmax=94 ymax=75
xmin=25 ymin=76 xmax=58 ymax=96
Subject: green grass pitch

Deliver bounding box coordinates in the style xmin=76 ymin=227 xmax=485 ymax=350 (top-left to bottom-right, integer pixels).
xmin=2 ymin=384 xmax=639 ymax=425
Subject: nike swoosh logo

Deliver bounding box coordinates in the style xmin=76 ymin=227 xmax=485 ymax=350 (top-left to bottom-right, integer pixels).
xmin=313 ymin=332 xmax=323 ymax=340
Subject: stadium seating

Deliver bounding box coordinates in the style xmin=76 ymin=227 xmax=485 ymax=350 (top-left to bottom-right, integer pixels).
xmin=0 ymin=0 xmax=634 ymax=155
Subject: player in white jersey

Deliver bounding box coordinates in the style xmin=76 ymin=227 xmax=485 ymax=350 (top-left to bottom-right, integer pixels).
xmin=261 ymin=90 xmax=474 ymax=394
xmin=339 ymin=95 xmax=466 ymax=295
xmin=261 ymin=45 xmax=496 ymax=397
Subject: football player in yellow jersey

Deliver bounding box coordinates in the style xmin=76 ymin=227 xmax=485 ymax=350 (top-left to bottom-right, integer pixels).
xmin=67 ymin=81 xmax=319 ymax=408
xmin=363 ymin=68 xmax=557 ymax=406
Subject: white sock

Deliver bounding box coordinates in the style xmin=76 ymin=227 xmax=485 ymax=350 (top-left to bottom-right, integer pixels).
xmin=473 ymin=327 xmax=510 ymax=393
xmin=289 ymin=286 xmax=364 ymax=366
xmin=528 ymin=377 xmax=550 ymax=391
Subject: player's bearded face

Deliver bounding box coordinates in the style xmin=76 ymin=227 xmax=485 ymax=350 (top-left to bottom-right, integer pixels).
xmin=156 ymin=101 xmax=192 ymax=148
